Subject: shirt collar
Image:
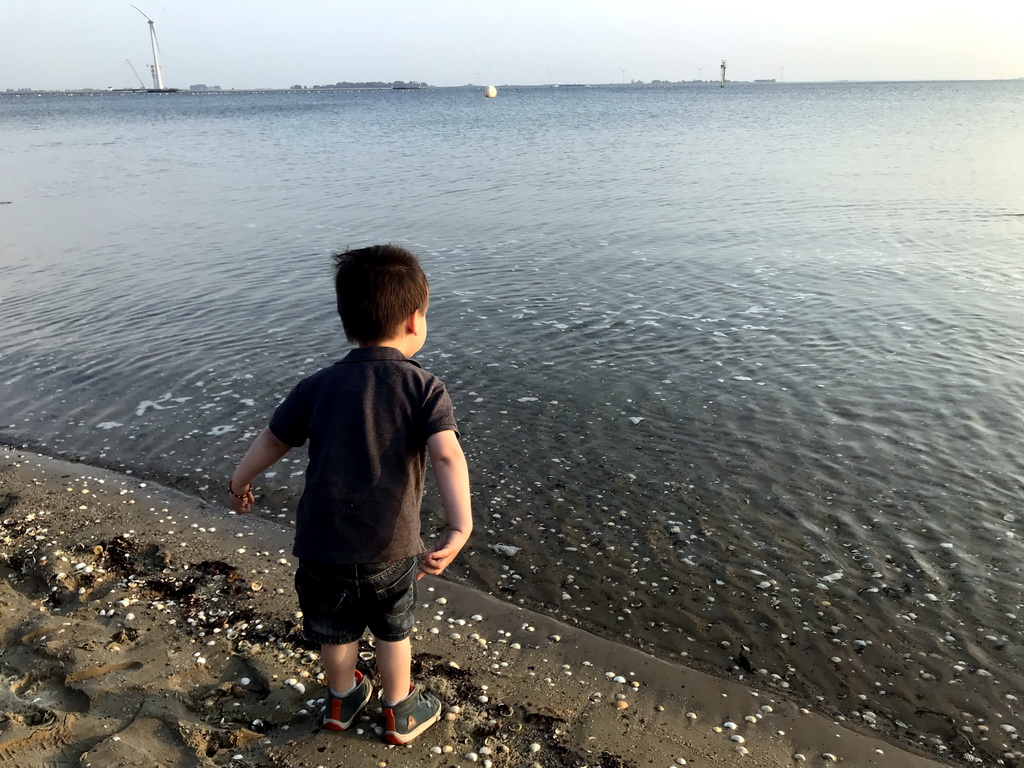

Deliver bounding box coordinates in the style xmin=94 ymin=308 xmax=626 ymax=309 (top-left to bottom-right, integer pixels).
xmin=338 ymin=346 xmax=422 ymax=368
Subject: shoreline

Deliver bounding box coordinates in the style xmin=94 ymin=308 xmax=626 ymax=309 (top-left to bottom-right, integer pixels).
xmin=0 ymin=447 xmax=961 ymax=767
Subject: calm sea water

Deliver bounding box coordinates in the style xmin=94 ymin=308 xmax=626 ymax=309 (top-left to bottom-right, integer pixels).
xmin=2 ymin=82 xmax=1024 ymax=751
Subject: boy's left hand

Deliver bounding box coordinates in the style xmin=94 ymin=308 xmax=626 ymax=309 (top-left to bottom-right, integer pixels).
xmin=418 ymin=529 xmax=469 ymax=580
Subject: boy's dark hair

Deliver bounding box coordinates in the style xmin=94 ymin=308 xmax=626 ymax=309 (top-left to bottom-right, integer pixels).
xmin=333 ymin=244 xmax=429 ymax=346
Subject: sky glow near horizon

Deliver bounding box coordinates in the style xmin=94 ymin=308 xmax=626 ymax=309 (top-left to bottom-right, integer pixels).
xmin=1 ymin=0 xmax=1022 ymax=91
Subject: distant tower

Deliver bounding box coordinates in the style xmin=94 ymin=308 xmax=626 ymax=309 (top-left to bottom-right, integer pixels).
xmin=720 ymin=60 xmax=727 ymax=87
xmin=132 ymin=5 xmax=165 ymax=90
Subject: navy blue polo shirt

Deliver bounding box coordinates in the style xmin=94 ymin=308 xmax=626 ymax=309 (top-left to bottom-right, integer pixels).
xmin=269 ymin=346 xmax=459 ymax=564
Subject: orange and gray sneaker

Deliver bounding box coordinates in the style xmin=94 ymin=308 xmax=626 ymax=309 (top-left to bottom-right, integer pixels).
xmin=322 ymin=670 xmax=372 ymax=731
xmin=382 ymin=685 xmax=442 ymax=745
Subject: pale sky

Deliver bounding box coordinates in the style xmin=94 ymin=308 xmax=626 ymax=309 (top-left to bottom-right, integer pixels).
xmin=1 ymin=0 xmax=1022 ymax=90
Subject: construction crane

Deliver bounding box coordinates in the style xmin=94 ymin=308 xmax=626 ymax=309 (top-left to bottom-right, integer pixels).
xmin=125 ymin=59 xmax=146 ymax=89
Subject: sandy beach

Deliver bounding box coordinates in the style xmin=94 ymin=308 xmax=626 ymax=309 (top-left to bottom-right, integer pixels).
xmin=0 ymin=448 xmax=991 ymax=768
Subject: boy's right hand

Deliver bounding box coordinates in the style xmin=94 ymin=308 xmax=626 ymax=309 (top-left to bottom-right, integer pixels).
xmin=228 ymin=485 xmax=255 ymax=514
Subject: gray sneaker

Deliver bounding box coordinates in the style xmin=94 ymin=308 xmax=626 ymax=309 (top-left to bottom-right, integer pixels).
xmin=382 ymin=685 xmax=441 ymax=745
xmin=322 ymin=670 xmax=372 ymax=731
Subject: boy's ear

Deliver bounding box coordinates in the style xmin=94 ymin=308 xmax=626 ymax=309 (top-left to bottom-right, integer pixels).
xmin=404 ymin=310 xmax=421 ymax=335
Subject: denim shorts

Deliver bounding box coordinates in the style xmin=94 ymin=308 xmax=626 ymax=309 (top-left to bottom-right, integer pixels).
xmin=295 ymin=556 xmax=418 ymax=645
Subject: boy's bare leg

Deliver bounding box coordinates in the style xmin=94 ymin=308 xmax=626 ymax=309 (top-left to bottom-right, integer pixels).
xmin=375 ymin=637 xmax=412 ymax=704
xmin=321 ymin=641 xmax=359 ymax=694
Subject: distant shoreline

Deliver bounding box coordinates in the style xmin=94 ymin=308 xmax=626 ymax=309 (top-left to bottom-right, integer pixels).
xmin=3 ymin=78 xmax=1022 ymax=97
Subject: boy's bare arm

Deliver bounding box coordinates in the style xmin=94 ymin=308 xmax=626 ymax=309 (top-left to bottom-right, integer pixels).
xmin=419 ymin=430 xmax=472 ymax=579
xmin=227 ymin=427 xmax=292 ymax=514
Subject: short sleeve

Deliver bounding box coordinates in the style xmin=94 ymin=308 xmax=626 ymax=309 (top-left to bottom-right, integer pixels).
xmin=268 ymin=379 xmax=313 ymax=447
xmin=422 ymin=378 xmax=459 ymax=440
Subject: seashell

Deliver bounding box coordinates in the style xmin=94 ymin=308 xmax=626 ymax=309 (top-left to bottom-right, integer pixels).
xmin=723 ymin=721 xmax=738 ymax=730
xmin=731 ymin=735 xmax=745 ymax=743
xmin=250 ymin=582 xmax=262 ymax=592
xmin=615 ymin=700 xmax=629 ymax=710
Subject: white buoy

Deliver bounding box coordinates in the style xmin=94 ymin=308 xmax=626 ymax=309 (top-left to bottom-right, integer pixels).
xmin=484 ymin=85 xmax=497 ymax=98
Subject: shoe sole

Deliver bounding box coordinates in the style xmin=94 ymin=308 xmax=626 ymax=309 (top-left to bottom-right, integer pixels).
xmin=322 ymin=685 xmax=372 ymax=731
xmin=383 ymin=708 xmax=441 ymax=745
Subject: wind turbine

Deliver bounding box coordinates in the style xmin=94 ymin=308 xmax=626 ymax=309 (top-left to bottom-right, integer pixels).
xmin=132 ymin=5 xmax=165 ymax=90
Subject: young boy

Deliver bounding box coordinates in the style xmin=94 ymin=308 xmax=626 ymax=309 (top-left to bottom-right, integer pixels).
xmin=226 ymin=244 xmax=472 ymax=745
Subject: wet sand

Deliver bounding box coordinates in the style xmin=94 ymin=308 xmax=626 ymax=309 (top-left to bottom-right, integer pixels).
xmin=0 ymin=448 xmax=1011 ymax=767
